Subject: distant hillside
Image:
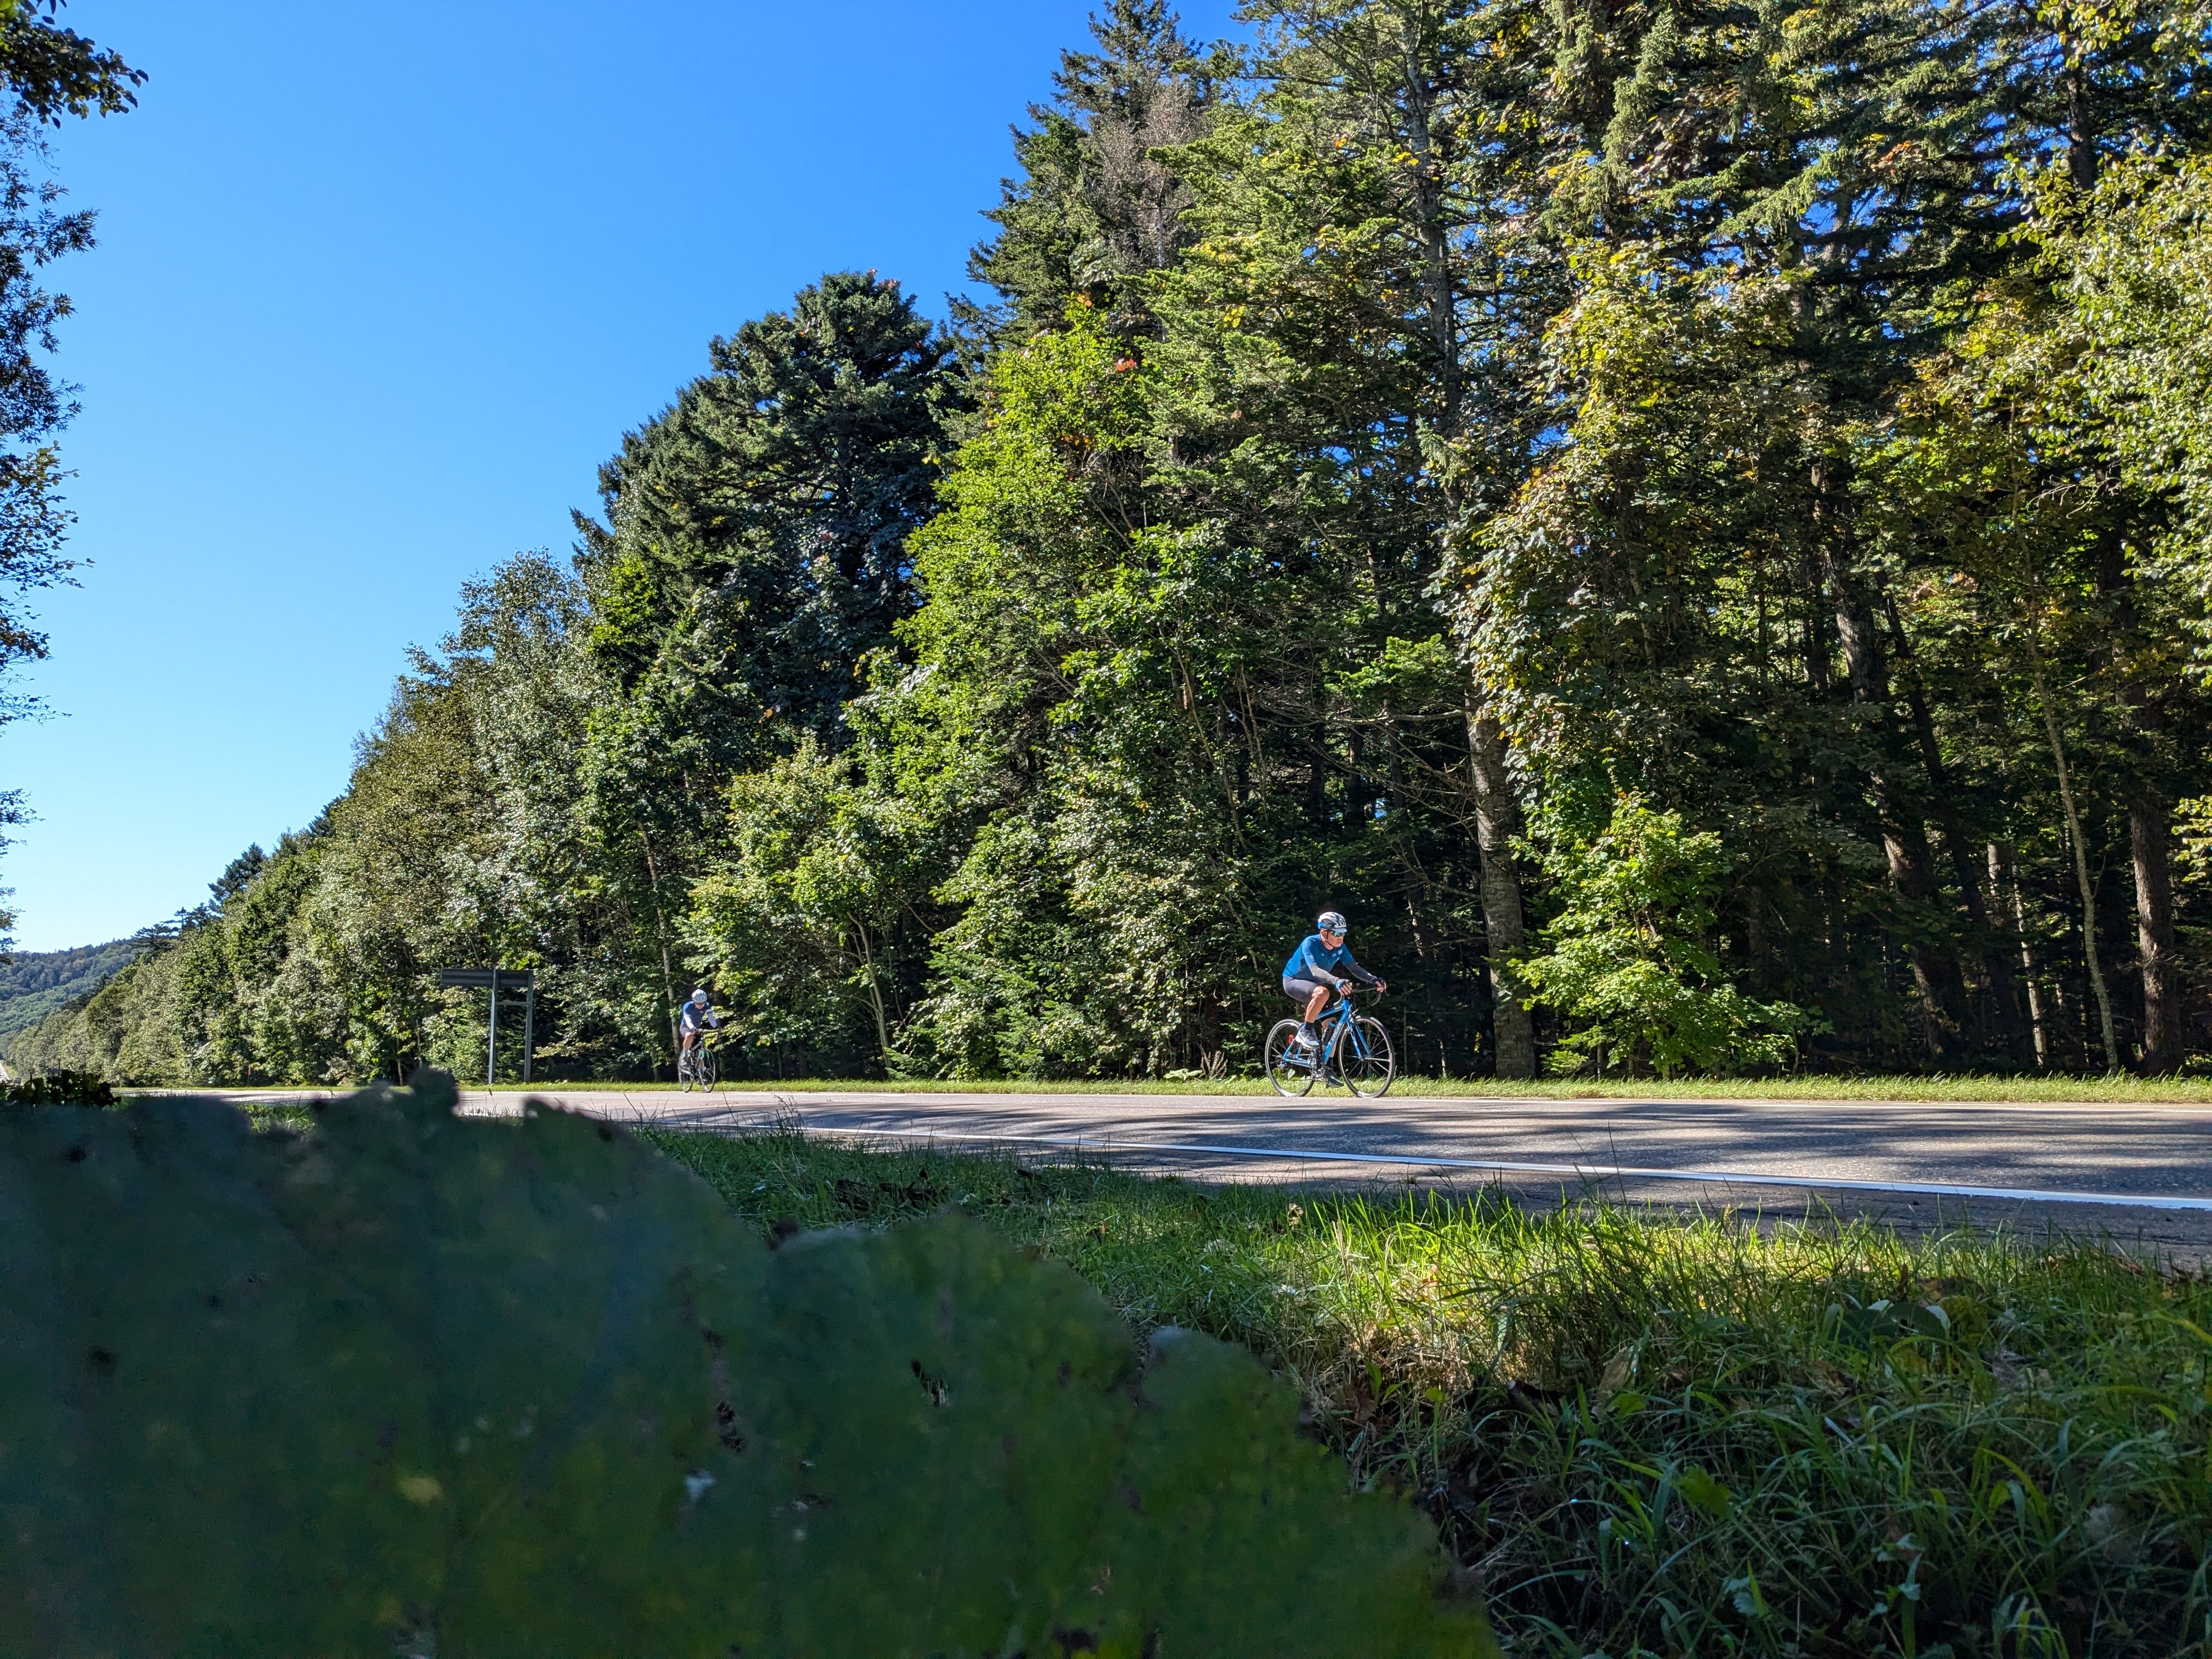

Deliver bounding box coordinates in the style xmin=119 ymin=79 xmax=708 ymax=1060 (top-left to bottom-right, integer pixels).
xmin=0 ymin=939 xmax=141 ymax=1047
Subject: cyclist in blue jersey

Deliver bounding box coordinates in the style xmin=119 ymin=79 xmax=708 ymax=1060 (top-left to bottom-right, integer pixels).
xmin=1282 ymin=911 xmax=1385 ymax=1052
xmin=677 ymin=988 xmax=719 ymax=1063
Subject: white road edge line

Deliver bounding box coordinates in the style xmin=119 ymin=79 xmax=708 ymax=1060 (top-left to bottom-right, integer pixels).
xmin=658 ymin=1116 xmax=2212 ymax=1213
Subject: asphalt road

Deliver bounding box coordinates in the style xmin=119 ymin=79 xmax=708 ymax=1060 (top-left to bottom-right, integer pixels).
xmin=209 ymin=1084 xmax=2212 ymax=1255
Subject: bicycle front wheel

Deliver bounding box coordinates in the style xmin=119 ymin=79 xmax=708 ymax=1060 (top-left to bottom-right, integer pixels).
xmin=1341 ymin=1015 xmax=1395 ymax=1097
xmin=699 ymin=1046 xmax=718 ymax=1091
xmin=1263 ymin=1019 xmax=1316 ymax=1097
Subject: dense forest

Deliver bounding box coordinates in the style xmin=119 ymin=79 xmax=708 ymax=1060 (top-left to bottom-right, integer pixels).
xmin=0 ymin=937 xmax=133 ymax=1045
xmin=19 ymin=0 xmax=2212 ymax=1084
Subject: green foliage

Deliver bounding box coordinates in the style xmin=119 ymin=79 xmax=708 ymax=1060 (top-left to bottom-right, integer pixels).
xmin=32 ymin=0 xmax=2212 ymax=1085
xmin=0 ymin=1 xmax=140 ymax=125
xmin=1513 ymin=793 xmax=1810 ymax=1076
xmin=0 ymin=2 xmax=140 ymax=830
xmin=567 ymin=269 xmax=958 ymax=1074
xmin=662 ymin=1126 xmax=2212 ymax=1659
xmin=583 ymin=267 xmax=950 ymax=733
xmin=0 ymin=1081 xmax=1494 ymax=1657
xmin=7 ymin=939 xmax=187 ymax=1084
xmin=0 ymin=936 xmax=136 ymax=1044
xmin=963 ymin=0 xmax=1218 ymax=342
xmin=688 ymin=735 xmax=927 ymax=1071
xmin=0 ymin=1066 xmax=107 ymax=1102
xmin=896 ymin=308 xmax=1257 ymax=1076
xmin=2029 ymin=152 xmax=2212 ymax=664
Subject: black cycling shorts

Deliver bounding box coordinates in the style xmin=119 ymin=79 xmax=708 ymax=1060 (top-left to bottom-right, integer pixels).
xmin=1283 ymin=974 xmax=1337 ymax=1005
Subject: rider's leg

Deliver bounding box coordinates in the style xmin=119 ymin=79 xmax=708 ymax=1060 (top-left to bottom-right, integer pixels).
xmin=1284 ymin=977 xmax=1325 ymax=1047
xmin=1303 ymin=984 xmax=1330 ymax=1032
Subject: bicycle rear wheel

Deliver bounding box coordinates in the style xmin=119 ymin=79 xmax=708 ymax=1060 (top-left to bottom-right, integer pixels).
xmin=1341 ymin=1014 xmax=1395 ymax=1097
xmin=1263 ymin=1019 xmax=1316 ymax=1097
xmin=677 ymin=1047 xmax=697 ymax=1091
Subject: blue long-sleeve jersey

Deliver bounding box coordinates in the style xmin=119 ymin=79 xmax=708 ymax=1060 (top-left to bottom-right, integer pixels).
xmin=1283 ymin=933 xmax=1376 ymax=986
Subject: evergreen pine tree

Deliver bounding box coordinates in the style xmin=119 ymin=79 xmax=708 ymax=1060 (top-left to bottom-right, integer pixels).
xmin=963 ymin=1 xmax=1218 ymax=343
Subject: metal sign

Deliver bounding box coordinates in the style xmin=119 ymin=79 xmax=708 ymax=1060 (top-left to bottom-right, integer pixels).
xmin=437 ymin=967 xmax=536 ymax=1084
xmin=437 ymin=968 xmax=533 ymax=991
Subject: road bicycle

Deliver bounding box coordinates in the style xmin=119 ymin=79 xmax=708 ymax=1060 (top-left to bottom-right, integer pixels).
xmin=676 ymin=1034 xmax=719 ymax=1092
xmin=1263 ymin=988 xmax=1395 ymax=1098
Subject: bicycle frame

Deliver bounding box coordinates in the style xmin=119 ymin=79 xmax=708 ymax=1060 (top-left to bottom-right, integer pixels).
xmin=1311 ymin=991 xmax=1375 ymax=1072
xmin=676 ymin=1031 xmax=720 ymax=1086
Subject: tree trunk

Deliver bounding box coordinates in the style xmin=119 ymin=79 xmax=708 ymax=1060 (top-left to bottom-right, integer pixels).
xmin=2027 ymin=641 xmax=2120 ymax=1070
xmin=1465 ymin=703 xmax=1534 ymax=1077
xmin=1393 ymin=16 xmax=1460 ymax=444
xmin=2046 ymin=961 xmax=2089 ymax=1066
xmin=2101 ymin=523 xmax=2182 ymax=1074
xmin=1884 ymin=597 xmax=2026 ymax=1060
xmin=1815 ymin=532 xmax=1962 ymax=1059
xmin=1395 ymin=16 xmax=1531 ymax=1075
xmin=2066 ymin=48 xmax=2098 ymax=191
xmin=1991 ymin=843 xmax=2050 ymax=1067
xmin=854 ymin=918 xmax=892 ymax=1076
xmin=2129 ymin=783 xmax=2183 ymax=1073
xmin=637 ymin=830 xmax=681 ymax=1079
xmin=1799 ymin=548 xmax=1834 ymax=697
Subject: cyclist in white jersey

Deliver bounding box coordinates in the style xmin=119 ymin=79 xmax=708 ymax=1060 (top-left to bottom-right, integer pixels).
xmin=677 ymin=988 xmax=719 ymax=1064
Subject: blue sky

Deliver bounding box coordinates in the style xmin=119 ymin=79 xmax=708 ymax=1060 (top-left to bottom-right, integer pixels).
xmin=2 ymin=0 xmax=1239 ymax=952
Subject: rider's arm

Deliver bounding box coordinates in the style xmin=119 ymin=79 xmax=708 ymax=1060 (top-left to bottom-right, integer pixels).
xmin=1341 ymin=951 xmax=1380 ymax=986
xmin=1295 ymin=938 xmax=1347 ymax=989
xmin=1298 ymin=938 xmax=1353 ymax=987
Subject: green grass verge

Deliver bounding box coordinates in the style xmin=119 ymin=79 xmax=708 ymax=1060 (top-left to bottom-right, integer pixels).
xmin=650 ymin=1122 xmax=2212 ymax=1658
xmin=232 ymin=1098 xmax=319 ymax=1133
xmin=217 ymin=1071 xmax=2212 ymax=1104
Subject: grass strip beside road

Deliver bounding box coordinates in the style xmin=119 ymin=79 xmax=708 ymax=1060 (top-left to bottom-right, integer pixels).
xmin=440 ymin=1071 xmax=2212 ymax=1104
xmin=654 ymin=1122 xmax=2212 ymax=1659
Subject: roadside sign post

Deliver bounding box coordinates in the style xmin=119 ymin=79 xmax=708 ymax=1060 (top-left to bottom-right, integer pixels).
xmin=437 ymin=968 xmax=537 ymax=1085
